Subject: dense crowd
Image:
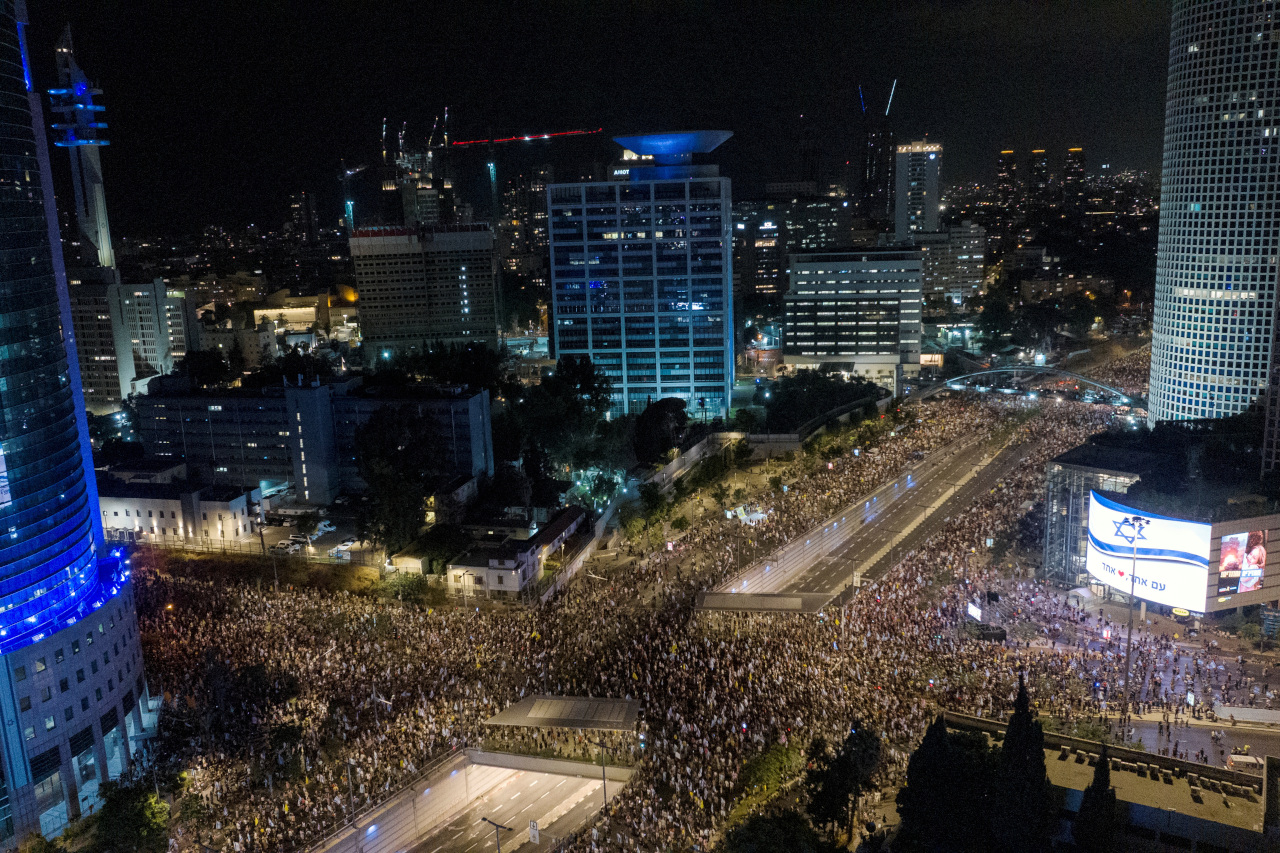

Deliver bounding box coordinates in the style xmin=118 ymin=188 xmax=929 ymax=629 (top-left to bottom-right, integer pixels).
xmin=1082 ymin=344 xmax=1151 ymax=399
xmin=140 ymin=395 xmax=1148 ymax=853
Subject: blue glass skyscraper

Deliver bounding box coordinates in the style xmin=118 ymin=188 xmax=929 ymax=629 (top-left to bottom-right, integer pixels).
xmin=0 ymin=1 xmax=151 ymax=837
xmin=548 ymin=132 xmax=735 ymax=417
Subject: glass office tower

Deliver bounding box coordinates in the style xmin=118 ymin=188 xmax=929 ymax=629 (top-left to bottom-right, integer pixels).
xmin=0 ymin=1 xmax=150 ymax=837
xmin=548 ymin=132 xmax=735 ymax=417
xmin=1150 ymin=1 xmax=1280 ymax=428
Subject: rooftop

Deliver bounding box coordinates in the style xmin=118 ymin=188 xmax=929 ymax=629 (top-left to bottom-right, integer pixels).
xmin=612 ymin=131 xmax=732 ymax=164
xmin=484 ymin=695 xmax=640 ymax=731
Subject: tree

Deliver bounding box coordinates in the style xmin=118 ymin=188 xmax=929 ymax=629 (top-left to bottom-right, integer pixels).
xmin=806 ymin=722 xmax=883 ymax=840
xmin=1073 ymin=744 xmax=1117 ymax=853
xmin=638 ymin=483 xmax=668 ymax=522
xmin=895 ymin=716 xmax=999 ymax=853
xmin=633 ymin=397 xmax=688 ymax=464
xmin=710 ymin=483 xmax=730 ymax=508
xmin=354 ymin=406 xmax=446 ymax=555
xmin=721 ymin=810 xmax=830 ymax=853
xmin=95 ymin=782 xmax=171 ymax=853
xmin=996 ymin=675 xmax=1055 ymax=853
xmin=178 ymin=349 xmax=231 ymax=388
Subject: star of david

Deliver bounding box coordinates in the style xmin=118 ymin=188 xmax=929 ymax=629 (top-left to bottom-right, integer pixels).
xmin=1113 ymin=519 xmax=1147 ymax=545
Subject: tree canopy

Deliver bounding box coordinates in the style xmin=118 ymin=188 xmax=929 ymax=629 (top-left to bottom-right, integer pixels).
xmin=353 ymin=405 xmax=447 ymax=554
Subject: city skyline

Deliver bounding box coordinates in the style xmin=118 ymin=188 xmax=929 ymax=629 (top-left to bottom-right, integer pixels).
xmin=27 ymin=0 xmax=1170 ymax=234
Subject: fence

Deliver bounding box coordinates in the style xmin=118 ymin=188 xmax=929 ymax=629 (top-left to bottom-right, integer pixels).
xmin=108 ymin=531 xmax=381 ymax=567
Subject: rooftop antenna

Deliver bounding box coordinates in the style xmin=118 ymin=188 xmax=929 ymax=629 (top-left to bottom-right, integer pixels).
xmin=885 ymin=79 xmax=897 ymax=117
xmin=858 ymin=84 xmax=866 ymax=116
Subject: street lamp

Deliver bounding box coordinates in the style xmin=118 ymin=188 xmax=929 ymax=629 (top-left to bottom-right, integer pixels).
xmin=1119 ymin=514 xmax=1149 ymax=720
xmin=481 ymin=817 xmax=512 ymax=853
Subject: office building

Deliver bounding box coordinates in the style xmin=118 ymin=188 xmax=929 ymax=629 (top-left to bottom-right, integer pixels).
xmin=350 ymin=224 xmax=499 ymax=363
xmin=894 ymin=140 xmax=941 ymax=241
xmin=783 ymin=248 xmax=922 ymax=389
xmin=548 ymin=132 xmax=735 ymax=417
xmin=135 ymin=377 xmax=494 ymax=505
xmin=0 ymin=2 xmax=153 ymax=836
xmin=901 ymin=221 xmax=986 ymax=306
xmin=1149 ymin=2 xmax=1280 ymax=435
xmin=860 ymin=126 xmax=895 ymax=223
xmin=288 ymin=191 xmax=318 ymax=243
xmin=1027 ymin=149 xmax=1051 ymax=206
xmin=1062 ymin=148 xmax=1086 ymax=211
xmin=66 ymin=277 xmax=188 ymax=414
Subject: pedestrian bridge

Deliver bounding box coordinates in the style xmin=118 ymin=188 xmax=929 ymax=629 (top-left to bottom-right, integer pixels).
xmin=924 ymin=365 xmax=1142 ymax=406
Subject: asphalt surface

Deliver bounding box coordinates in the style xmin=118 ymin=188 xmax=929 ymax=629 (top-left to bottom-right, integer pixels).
xmin=713 ymin=434 xmax=1032 ymax=607
xmin=410 ymin=770 xmax=614 ymax=853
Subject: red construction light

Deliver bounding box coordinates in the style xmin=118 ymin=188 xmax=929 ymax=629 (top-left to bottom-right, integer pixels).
xmin=451 ymin=128 xmax=603 ymax=147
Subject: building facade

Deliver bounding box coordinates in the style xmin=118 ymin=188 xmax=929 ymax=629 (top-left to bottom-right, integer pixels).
xmin=0 ymin=2 xmax=152 ymax=837
xmin=135 ymin=378 xmax=494 ymax=505
xmin=548 ymin=132 xmax=735 ymax=416
xmin=350 ymin=224 xmax=499 ymax=363
xmin=1151 ymin=2 xmax=1280 ymax=431
xmin=894 ymin=140 xmax=941 ymax=241
xmin=783 ymin=248 xmax=922 ymax=388
xmin=98 ymin=480 xmax=259 ymax=544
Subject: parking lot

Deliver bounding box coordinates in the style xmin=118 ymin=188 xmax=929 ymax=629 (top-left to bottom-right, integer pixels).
xmin=258 ymin=507 xmax=380 ymax=565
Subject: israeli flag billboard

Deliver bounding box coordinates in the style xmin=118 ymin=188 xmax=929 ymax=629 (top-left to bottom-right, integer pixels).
xmin=1086 ymin=491 xmax=1211 ymax=612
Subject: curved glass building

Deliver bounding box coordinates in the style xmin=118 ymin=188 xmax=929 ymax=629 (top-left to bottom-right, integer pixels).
xmin=0 ymin=1 xmax=150 ymax=838
xmin=1149 ymin=2 xmax=1280 ymax=425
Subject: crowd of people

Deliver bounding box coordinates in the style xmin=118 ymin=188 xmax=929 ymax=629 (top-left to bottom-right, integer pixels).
xmin=138 ymin=393 xmax=1153 ymax=853
xmin=1082 ymin=344 xmax=1151 ymax=399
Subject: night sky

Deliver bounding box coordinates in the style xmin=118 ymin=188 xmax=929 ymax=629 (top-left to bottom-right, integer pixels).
xmin=29 ymin=0 xmax=1171 ymax=236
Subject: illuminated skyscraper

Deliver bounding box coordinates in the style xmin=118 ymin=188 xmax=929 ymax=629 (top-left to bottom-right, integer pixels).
xmin=548 ymin=132 xmax=735 ymax=416
xmin=1149 ymin=1 xmax=1280 ymax=434
xmin=0 ymin=2 xmax=151 ymax=836
xmin=1062 ymin=147 xmax=1086 ymax=211
xmin=894 ymin=140 xmax=941 ymax=240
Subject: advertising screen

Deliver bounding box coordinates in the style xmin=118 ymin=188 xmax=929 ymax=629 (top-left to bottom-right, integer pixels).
xmin=1085 ymin=491 xmax=1211 ymax=612
xmin=1217 ymin=530 xmax=1268 ymax=595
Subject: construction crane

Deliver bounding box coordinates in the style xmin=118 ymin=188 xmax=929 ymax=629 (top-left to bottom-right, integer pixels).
xmin=449 ymin=126 xmax=604 ymax=227
xmin=338 ymin=159 xmax=367 ymax=232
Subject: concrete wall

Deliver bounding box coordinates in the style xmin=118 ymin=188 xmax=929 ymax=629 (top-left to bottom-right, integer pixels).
xmin=313 ymin=752 xmax=513 ymax=853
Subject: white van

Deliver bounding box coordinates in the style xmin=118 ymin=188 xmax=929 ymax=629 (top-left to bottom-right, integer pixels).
xmin=1227 ymin=754 xmax=1264 ymax=775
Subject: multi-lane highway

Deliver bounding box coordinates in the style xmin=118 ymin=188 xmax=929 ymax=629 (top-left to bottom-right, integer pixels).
xmin=705 ymin=431 xmax=1042 ymax=611
xmin=410 ymin=770 xmax=615 ymax=853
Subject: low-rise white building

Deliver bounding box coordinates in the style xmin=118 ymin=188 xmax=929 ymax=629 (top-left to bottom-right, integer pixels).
xmin=98 ymin=477 xmax=261 ymax=543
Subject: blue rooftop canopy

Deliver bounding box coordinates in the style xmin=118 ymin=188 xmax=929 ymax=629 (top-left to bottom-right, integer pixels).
xmin=612 ymin=131 xmax=733 ymax=165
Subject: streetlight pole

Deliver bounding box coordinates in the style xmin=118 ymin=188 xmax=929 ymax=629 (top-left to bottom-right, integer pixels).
xmin=1120 ymin=514 xmax=1148 ymax=719
xmin=481 ymin=817 xmax=512 ymax=853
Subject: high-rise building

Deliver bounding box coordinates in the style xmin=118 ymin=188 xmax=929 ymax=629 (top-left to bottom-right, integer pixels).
xmin=0 ymin=2 xmax=152 ymax=836
xmin=350 ymin=224 xmax=500 ymax=363
xmin=894 ymin=140 xmax=941 ymax=241
xmin=1027 ymin=149 xmax=1051 ymax=206
xmin=49 ymin=26 xmax=112 ymax=270
xmin=783 ymin=248 xmax=922 ymax=389
xmin=860 ymin=126 xmax=895 ymax=223
xmin=902 ymin=221 xmax=986 ymax=307
xmin=995 ymin=150 xmax=1018 ymax=210
xmin=288 ymin=191 xmax=318 ymax=243
xmin=1150 ymin=2 xmax=1280 ymax=435
xmin=1062 ymin=148 xmax=1086 ymax=211
xmin=548 ymin=132 xmax=735 ymax=417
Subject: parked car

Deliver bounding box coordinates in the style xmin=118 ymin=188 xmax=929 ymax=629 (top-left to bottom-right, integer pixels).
xmin=288 ymin=534 xmax=310 ymax=544
xmin=338 ymin=537 xmax=357 ymax=549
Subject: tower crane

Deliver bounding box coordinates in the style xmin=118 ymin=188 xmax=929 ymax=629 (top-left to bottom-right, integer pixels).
xmin=448 ymin=126 xmax=603 ymax=227
xmin=338 ymin=159 xmax=367 ymax=232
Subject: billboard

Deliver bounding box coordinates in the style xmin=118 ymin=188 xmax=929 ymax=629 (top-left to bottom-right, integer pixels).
xmin=1217 ymin=530 xmax=1268 ymax=595
xmin=1086 ymin=491 xmax=1211 ymax=612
